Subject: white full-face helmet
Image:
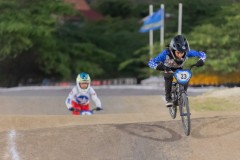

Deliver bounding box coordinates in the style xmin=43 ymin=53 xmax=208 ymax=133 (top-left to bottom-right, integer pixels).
xmin=76 ymin=72 xmax=91 ymax=92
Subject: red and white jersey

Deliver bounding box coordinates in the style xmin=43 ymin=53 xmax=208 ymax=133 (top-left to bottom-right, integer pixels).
xmin=65 ymin=86 xmax=101 ymax=110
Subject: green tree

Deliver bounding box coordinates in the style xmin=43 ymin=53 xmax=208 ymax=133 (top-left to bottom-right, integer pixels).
xmin=189 ymin=4 xmax=240 ymax=74
xmin=0 ymin=0 xmax=74 ymax=86
xmin=0 ymin=0 xmax=73 ymax=58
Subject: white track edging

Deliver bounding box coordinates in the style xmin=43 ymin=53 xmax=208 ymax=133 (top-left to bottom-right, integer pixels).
xmin=3 ymin=130 xmax=20 ymax=160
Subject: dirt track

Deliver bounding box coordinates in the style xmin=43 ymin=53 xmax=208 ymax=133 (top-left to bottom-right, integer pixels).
xmin=0 ymin=87 xmax=240 ymax=160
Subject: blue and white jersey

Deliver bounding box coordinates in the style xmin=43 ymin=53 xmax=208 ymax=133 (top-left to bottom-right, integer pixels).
xmin=148 ymin=49 xmax=206 ymax=69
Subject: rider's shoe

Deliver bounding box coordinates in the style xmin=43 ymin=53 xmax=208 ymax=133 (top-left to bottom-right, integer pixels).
xmin=166 ymin=98 xmax=173 ymax=107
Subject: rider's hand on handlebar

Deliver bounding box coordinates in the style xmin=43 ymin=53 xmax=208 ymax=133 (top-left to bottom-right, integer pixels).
xmin=69 ymin=107 xmax=74 ymax=111
xmin=195 ymin=59 xmax=204 ymax=67
xmin=164 ymin=66 xmax=172 ymax=72
xmin=156 ymin=63 xmax=172 ymax=72
xmin=190 ymin=59 xmax=204 ymax=70
xmin=156 ymin=63 xmax=165 ymax=71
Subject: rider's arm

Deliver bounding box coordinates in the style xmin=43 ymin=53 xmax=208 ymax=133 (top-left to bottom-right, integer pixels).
xmin=148 ymin=49 xmax=168 ymax=69
xmin=187 ymin=50 xmax=206 ymax=67
xmin=187 ymin=50 xmax=206 ymax=61
xmin=90 ymin=87 xmax=102 ymax=109
xmin=65 ymin=87 xmax=77 ymax=110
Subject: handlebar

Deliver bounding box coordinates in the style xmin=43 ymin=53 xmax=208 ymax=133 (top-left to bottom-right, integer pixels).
xmin=73 ymin=107 xmax=103 ymax=112
xmin=163 ymin=64 xmax=197 ymax=74
xmin=91 ymin=107 xmax=103 ymax=111
xmin=189 ymin=64 xmax=197 ymax=70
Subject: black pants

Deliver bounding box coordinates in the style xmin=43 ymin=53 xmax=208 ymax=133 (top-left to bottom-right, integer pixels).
xmin=164 ymin=73 xmax=173 ymax=101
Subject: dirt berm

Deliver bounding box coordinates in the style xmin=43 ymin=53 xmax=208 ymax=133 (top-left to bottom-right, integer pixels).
xmin=0 ymin=87 xmax=240 ymax=160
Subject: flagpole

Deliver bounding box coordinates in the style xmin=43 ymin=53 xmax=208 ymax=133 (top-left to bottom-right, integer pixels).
xmin=178 ymin=3 xmax=182 ymax=35
xmin=160 ymin=4 xmax=164 ymax=47
xmin=149 ymin=4 xmax=153 ymax=58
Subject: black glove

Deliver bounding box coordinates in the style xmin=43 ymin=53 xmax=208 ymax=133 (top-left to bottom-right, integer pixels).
xmin=156 ymin=63 xmax=171 ymax=71
xmin=156 ymin=63 xmax=165 ymax=71
xmin=68 ymin=107 xmax=74 ymax=111
xmin=96 ymin=107 xmax=102 ymax=111
xmin=195 ymin=59 xmax=204 ymax=67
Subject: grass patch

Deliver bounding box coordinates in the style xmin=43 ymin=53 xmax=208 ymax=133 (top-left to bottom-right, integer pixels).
xmin=189 ymin=97 xmax=240 ymax=112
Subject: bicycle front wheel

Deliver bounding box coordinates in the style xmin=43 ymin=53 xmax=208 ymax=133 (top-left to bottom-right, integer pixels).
xmin=179 ymin=92 xmax=191 ymax=136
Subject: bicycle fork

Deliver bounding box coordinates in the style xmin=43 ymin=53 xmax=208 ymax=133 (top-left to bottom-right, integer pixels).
xmin=178 ymin=85 xmax=191 ymax=117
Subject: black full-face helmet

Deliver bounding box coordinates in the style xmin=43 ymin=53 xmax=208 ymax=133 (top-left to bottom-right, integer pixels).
xmin=169 ymin=35 xmax=190 ymax=53
xmin=169 ymin=35 xmax=190 ymax=62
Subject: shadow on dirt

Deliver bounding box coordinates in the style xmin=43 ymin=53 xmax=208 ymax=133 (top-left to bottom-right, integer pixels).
xmin=116 ymin=123 xmax=182 ymax=142
xmin=116 ymin=116 xmax=240 ymax=141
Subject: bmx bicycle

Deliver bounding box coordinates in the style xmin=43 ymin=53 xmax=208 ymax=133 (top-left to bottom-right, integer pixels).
xmin=166 ymin=65 xmax=196 ymax=136
xmin=72 ymin=106 xmax=102 ymax=115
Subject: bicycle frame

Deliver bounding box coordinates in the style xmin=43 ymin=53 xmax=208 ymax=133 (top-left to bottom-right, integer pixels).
xmin=169 ymin=69 xmax=192 ymax=136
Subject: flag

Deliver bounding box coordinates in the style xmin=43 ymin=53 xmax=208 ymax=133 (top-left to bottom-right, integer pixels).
xmin=139 ymin=8 xmax=163 ymax=33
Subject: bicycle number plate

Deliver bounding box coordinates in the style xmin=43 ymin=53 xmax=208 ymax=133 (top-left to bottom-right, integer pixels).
xmin=80 ymin=110 xmax=93 ymax=115
xmin=174 ymin=69 xmax=192 ymax=85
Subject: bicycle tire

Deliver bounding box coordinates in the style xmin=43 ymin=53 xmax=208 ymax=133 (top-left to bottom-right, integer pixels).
xmin=168 ymin=87 xmax=177 ymax=119
xmin=169 ymin=105 xmax=177 ymax=119
xmin=179 ymin=92 xmax=191 ymax=136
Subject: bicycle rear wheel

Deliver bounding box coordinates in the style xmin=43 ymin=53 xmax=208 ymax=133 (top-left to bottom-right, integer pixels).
xmin=179 ymin=92 xmax=191 ymax=136
xmin=169 ymin=105 xmax=177 ymax=119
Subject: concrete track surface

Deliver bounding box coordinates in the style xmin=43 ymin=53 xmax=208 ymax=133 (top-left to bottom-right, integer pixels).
xmin=0 ymin=86 xmax=240 ymax=160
